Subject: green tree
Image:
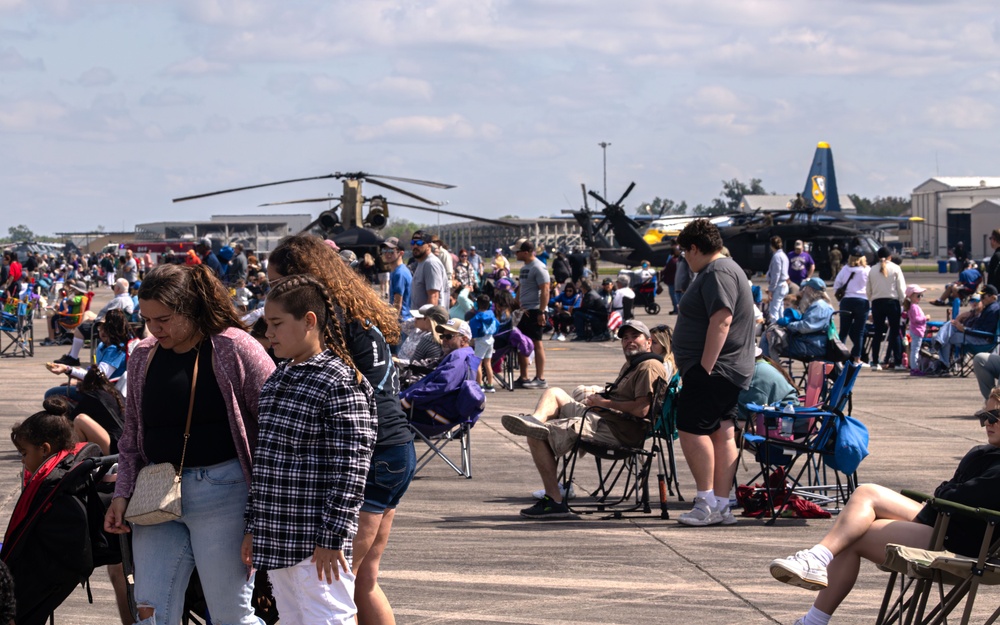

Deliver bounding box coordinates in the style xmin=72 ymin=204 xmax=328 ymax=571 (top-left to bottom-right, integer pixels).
xmin=7 ymin=224 xmax=34 ymax=241
xmin=635 ymin=197 xmax=688 ymax=216
xmin=381 ymin=217 xmax=425 ymax=241
xmin=848 ymin=194 xmax=910 ymax=217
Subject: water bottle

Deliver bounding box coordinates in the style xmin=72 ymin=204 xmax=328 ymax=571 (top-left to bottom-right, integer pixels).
xmin=780 ymin=403 xmax=795 ymax=438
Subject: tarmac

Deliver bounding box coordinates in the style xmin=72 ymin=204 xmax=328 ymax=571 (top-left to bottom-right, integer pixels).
xmin=2 ymin=269 xmax=997 ymax=624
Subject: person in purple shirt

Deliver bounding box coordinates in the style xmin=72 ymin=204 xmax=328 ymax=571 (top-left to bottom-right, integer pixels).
xmin=787 ymin=240 xmax=815 ymax=286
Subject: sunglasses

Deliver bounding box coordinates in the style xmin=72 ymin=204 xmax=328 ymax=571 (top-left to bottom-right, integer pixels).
xmin=410 ymin=239 xmax=426 ymax=247
xmin=977 ymin=409 xmax=1000 ymax=426
xmin=381 ymin=249 xmax=398 ymax=255
xmin=652 ymin=324 xmax=670 ymax=332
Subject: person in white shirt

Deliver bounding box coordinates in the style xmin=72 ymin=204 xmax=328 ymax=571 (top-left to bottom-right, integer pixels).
xmin=866 ymin=247 xmax=907 ymax=370
xmin=832 ymin=247 xmax=871 ymax=364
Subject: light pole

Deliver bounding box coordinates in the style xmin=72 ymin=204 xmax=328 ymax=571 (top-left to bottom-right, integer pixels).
xmin=598 ymin=141 xmax=611 ymax=199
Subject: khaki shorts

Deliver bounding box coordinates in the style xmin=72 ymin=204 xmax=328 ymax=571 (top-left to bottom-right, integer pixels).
xmin=546 ymin=401 xmax=639 ymax=456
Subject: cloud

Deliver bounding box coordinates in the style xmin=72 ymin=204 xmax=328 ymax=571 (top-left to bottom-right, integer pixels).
xmin=203 ymin=114 xmax=231 ymax=133
xmin=0 ymin=94 xmax=66 ymax=131
xmin=163 ymin=56 xmax=234 ymax=77
xmin=925 ymin=97 xmax=996 ymax=130
xmin=241 ymin=113 xmax=336 ymax=132
xmin=368 ymin=77 xmax=433 ymax=102
xmin=266 ymin=72 xmax=347 ymax=97
xmin=139 ymin=88 xmax=203 ymax=107
xmin=77 ymin=67 xmax=115 ymax=87
xmin=348 ymin=114 xmax=501 ymax=142
xmin=0 ymin=46 xmax=43 ymax=71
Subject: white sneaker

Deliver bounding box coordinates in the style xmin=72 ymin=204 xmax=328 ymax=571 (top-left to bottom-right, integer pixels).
xmin=531 ymin=483 xmax=576 ymax=500
xmin=556 ymin=333 xmax=566 ymax=342
xmin=769 ymin=550 xmax=829 ymax=590
xmin=870 ymin=361 xmax=882 ymax=371
xmin=677 ymin=497 xmax=722 ymax=526
xmin=716 ymin=503 xmax=738 ymax=526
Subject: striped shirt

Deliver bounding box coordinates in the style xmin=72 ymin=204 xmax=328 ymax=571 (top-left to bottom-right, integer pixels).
xmin=245 ymin=350 xmax=377 ymax=570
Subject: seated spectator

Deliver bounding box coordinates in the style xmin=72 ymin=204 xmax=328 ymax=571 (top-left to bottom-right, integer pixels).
xmin=232 ymin=278 xmax=251 ymax=312
xmin=550 ymin=281 xmax=580 ymax=341
xmin=768 ymin=390 xmax=1000 ymax=625
xmin=449 ymin=285 xmax=475 ymax=320
xmin=737 ymin=349 xmax=801 ymax=428
xmin=53 ymin=278 xmax=133 ymax=367
xmin=572 ymin=279 xmax=609 ymax=341
xmin=929 ymin=285 xmax=1000 ymax=364
xmin=400 ymin=319 xmax=483 ymax=425
xmin=930 ymin=260 xmax=982 ymax=306
xmin=501 ymin=320 xmax=668 ymax=519
xmin=397 ymin=304 xmax=449 ymax=388
xmin=610 ymin=274 xmax=635 ymax=321
xmin=62 ymin=368 xmax=126 ymax=455
xmin=44 ymin=309 xmax=135 ymax=403
xmin=761 ymin=277 xmax=834 ymax=361
xmin=41 ymin=282 xmax=87 ymax=346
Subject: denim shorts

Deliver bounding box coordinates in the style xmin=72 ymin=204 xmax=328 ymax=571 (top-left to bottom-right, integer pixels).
xmin=361 ymin=442 xmax=416 ymax=514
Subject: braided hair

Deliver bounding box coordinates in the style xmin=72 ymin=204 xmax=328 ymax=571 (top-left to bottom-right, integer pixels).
xmin=267 ymin=274 xmax=361 ymax=382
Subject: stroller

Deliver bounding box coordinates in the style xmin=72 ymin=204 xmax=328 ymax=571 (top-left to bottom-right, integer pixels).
xmin=634 ymin=280 xmax=661 ymax=315
xmin=1 ymin=444 xmax=120 ymax=625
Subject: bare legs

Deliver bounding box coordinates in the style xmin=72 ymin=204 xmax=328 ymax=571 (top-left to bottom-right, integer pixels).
xmin=806 ymin=483 xmax=933 ymax=615
xmin=678 ymin=420 xmax=737 ymax=495
xmin=73 ymin=414 xmax=111 ymax=455
xmin=353 ymin=510 xmax=398 ymax=625
xmin=522 ymin=387 xmax=574 ymax=501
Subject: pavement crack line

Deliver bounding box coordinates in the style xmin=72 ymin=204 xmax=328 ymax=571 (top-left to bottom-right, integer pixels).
xmin=630 ymin=520 xmax=782 ymax=624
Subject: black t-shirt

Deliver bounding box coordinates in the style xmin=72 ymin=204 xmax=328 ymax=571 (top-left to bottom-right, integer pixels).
xmin=346 ymin=319 xmax=413 ymax=447
xmin=71 ymin=389 xmax=124 ymax=454
xmin=141 ymin=339 xmax=238 ymax=467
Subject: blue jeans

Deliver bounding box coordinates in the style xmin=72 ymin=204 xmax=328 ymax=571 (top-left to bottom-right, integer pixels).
xmin=44 ymin=384 xmax=82 ymax=403
xmin=132 ymin=458 xmax=261 ymax=625
xmin=838 ymin=297 xmax=870 ymax=361
xmin=668 ymin=284 xmax=678 ymax=312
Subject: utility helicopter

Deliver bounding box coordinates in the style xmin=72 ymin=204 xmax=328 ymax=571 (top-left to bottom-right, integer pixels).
xmin=173 ymin=171 xmax=515 ymax=263
xmin=571 ymin=142 xmax=912 ymax=278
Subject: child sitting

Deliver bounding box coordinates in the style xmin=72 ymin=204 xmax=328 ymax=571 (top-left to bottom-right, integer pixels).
xmin=469 ymin=294 xmax=499 ymax=392
xmin=242 ymin=274 xmax=377 ymax=623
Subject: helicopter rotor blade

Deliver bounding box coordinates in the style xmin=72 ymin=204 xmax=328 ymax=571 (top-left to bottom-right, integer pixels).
xmin=580 ymin=183 xmax=590 ymax=211
xmin=615 ymin=182 xmax=636 ymax=207
xmin=388 ymin=201 xmax=516 ymax=228
xmin=364 ymin=178 xmax=443 ymax=206
xmin=363 ymin=174 xmax=455 ymax=189
xmin=172 ymin=174 xmax=342 ymax=203
xmin=258 ymin=198 xmax=339 ymax=206
xmin=587 ymin=190 xmax=611 ymax=209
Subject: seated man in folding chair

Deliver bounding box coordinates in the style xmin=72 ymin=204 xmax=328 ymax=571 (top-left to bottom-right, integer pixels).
xmin=927 ymin=284 xmax=1000 ymax=366
xmin=501 ymin=320 xmax=667 ymax=519
xmin=767 ymin=388 xmax=1000 ymax=625
xmin=400 ymin=318 xmax=483 ymax=428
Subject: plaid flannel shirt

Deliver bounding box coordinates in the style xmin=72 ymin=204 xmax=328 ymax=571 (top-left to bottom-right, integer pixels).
xmin=245 ymin=350 xmax=377 ymax=570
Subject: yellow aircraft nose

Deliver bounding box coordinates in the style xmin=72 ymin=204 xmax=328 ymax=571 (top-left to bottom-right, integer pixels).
xmin=644 ymin=231 xmax=663 ymax=244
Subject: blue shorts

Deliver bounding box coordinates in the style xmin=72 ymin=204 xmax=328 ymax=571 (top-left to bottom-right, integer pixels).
xmin=361 ymin=442 xmax=417 ymax=514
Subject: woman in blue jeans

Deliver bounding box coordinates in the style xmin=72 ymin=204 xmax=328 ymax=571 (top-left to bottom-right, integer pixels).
xmin=832 ymin=248 xmax=871 ymax=363
xmin=104 ymin=263 xmax=275 ymax=625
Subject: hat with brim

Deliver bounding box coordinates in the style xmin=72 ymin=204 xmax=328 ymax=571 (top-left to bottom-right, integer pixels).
xmin=411 ymin=304 xmax=449 ymax=325
xmin=905 ymin=284 xmax=926 ymax=297
xmin=984 ymin=285 xmax=999 ymax=297
xmin=801 ymin=277 xmax=826 ymax=291
xmin=436 ymin=318 xmax=472 ymax=340
xmin=620 ymin=320 xmax=650 ymax=338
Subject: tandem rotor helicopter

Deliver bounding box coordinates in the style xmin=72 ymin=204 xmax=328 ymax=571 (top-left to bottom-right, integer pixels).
xmin=572 ymin=142 xmax=915 ymax=279
xmin=173 ymin=171 xmax=516 ymax=263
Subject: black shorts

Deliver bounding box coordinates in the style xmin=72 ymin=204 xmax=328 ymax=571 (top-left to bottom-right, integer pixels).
xmin=677 ymin=365 xmax=741 ymax=435
xmin=517 ymin=309 xmax=545 ymax=342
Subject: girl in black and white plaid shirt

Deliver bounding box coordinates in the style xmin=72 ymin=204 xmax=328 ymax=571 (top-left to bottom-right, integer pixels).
xmin=242 ymin=274 xmax=377 ymax=623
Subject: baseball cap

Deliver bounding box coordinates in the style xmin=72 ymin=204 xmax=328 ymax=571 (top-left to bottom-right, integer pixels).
xmin=510 ymin=237 xmax=535 ymax=253
xmin=983 ymin=285 xmax=999 ymax=297
xmin=794 ymin=240 xmax=804 ymax=249
xmin=381 ymin=237 xmax=400 ymax=250
xmin=339 ymin=249 xmax=357 ymax=264
xmin=197 ymin=237 xmax=213 ymax=249
xmin=436 ymin=318 xmax=472 ymax=340
xmin=801 ymin=277 xmax=826 ymax=291
xmin=410 ymin=304 xmax=449 ymax=324
xmin=323 ymin=239 xmax=341 ymax=252
xmin=469 ymin=245 xmax=476 ymax=251
xmin=850 ymin=245 xmax=865 ymax=258
xmin=411 ymin=230 xmax=431 ymax=244
xmin=620 ymin=320 xmax=650 ymax=338
xmin=905 ymin=284 xmax=926 ymax=297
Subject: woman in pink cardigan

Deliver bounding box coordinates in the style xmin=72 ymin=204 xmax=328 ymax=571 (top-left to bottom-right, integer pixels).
xmin=104 ymin=263 xmax=274 ymax=625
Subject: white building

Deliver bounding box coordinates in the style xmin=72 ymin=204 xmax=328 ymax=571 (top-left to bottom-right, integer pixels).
xmin=910 ymin=178 xmax=1000 ymax=258
xmin=135 ymin=214 xmax=314 ymax=253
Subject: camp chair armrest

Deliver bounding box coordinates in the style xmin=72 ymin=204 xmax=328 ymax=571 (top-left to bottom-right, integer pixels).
xmin=963 ymin=328 xmax=996 ymax=340
xmin=901 ymin=489 xmax=932 ymax=503
xmin=923 ymin=497 xmax=1000 ymax=523
xmin=582 ymin=405 xmax=648 ymax=424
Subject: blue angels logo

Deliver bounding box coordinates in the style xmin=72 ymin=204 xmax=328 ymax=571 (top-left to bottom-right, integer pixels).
xmin=811 ymin=175 xmax=827 ymax=207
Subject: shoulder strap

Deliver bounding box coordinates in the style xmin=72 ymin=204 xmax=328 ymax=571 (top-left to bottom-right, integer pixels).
xmin=602 ymin=352 xmax=663 ymax=397
xmin=176 ymin=345 xmax=200 ymax=475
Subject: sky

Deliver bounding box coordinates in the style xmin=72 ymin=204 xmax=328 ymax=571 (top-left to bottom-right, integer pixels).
xmin=1 ymin=0 xmax=998 ymax=236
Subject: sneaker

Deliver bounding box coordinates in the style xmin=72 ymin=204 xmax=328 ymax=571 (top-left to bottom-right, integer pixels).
xmin=769 ymin=550 xmax=829 ymax=590
xmin=54 ymin=354 xmax=80 ymax=366
xmin=513 ymin=377 xmax=531 ymax=388
xmin=556 ymin=333 xmax=566 ymax=342
xmin=869 ymin=361 xmax=882 ymax=371
xmin=910 ymin=369 xmax=926 ymax=377
xmin=522 ymin=377 xmax=548 ymax=389
xmin=716 ymin=503 xmax=738 ymax=526
xmin=677 ymin=497 xmax=723 ymax=527
xmin=532 ymin=483 xmax=576 ymax=500
xmin=520 ymin=495 xmax=574 ymax=519
xmin=483 ymin=384 xmax=496 ymax=393
xmin=919 ymin=347 xmax=937 ymax=360
xmin=501 ymin=413 xmax=550 ymax=440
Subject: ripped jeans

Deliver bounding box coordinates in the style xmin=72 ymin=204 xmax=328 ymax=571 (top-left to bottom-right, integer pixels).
xmin=131 ymin=458 xmax=261 ymax=625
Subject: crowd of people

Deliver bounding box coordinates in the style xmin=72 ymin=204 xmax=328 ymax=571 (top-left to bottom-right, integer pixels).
xmin=5 ymin=220 xmax=1000 ymax=625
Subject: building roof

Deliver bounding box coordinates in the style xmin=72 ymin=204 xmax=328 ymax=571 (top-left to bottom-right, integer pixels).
xmin=739 ymin=194 xmax=856 ymax=212
xmin=913 ymin=177 xmax=1000 ymax=193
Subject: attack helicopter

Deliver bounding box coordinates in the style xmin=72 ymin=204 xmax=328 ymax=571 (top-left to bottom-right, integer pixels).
xmin=173 ymin=171 xmax=515 ymax=265
xmin=571 ymin=142 xmax=902 ymax=278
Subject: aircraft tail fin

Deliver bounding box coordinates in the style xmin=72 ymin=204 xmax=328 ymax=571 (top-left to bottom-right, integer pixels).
xmin=802 ymin=141 xmax=840 ymax=212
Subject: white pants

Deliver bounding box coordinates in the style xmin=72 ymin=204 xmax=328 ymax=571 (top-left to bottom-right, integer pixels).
xmin=768 ymin=282 xmax=788 ymax=324
xmin=268 ymin=557 xmax=357 ymax=625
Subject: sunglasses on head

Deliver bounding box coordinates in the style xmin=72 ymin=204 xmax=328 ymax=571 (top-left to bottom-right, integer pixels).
xmin=977 ymin=409 xmax=1000 ymax=426
xmin=652 ymin=324 xmax=670 ymax=333
xmin=410 ymin=239 xmax=425 ymax=247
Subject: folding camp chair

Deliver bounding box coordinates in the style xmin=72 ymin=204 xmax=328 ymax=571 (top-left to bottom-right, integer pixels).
xmin=408 ymin=404 xmax=480 ymax=479
xmin=741 ymin=361 xmax=864 ymax=524
xmin=0 ymin=298 xmax=34 ymax=358
xmin=950 ymin=317 xmax=1000 ymax=378
xmin=876 ymin=490 xmax=1000 ymax=625
xmin=650 ymin=373 xmax=684 ymax=518
xmin=556 ymin=376 xmax=670 ymax=518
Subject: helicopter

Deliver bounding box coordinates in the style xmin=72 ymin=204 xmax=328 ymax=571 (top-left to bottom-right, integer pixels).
xmin=172 ymin=171 xmax=515 ymax=264
xmin=571 ymin=142 xmax=902 ymax=278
